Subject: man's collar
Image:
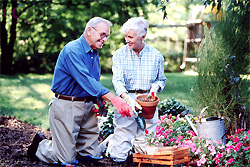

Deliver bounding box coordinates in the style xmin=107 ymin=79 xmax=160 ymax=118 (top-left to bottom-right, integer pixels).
xmin=80 ymin=34 xmax=98 ymax=54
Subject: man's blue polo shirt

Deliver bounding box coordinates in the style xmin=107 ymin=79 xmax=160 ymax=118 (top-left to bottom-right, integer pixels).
xmin=51 ymin=34 xmax=110 ymax=98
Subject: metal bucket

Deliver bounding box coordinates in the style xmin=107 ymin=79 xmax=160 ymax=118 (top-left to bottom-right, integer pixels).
xmin=197 ymin=117 xmax=226 ymax=144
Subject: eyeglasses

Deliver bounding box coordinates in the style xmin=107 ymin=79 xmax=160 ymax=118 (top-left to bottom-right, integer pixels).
xmin=92 ymin=27 xmax=110 ymax=40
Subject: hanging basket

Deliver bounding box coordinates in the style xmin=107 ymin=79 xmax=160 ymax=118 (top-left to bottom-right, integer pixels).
xmin=136 ymin=94 xmax=159 ymax=119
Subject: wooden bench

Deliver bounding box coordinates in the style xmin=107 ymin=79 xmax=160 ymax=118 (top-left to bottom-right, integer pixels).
xmin=133 ymin=147 xmax=190 ymax=167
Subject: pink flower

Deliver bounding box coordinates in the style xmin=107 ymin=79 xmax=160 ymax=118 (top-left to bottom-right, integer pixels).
xmin=190 ymin=131 xmax=196 ymax=136
xmin=247 ymin=130 xmax=250 ymax=134
xmin=214 ymin=154 xmax=223 ymax=164
xmin=216 ymin=153 xmax=223 ymax=158
xmin=145 ymin=129 xmax=149 ymax=134
xmin=177 ymin=136 xmax=183 ymax=141
xmin=243 ymin=136 xmax=248 ymax=140
xmin=164 ymin=141 xmax=168 ymax=146
xmin=194 ymin=146 xmax=201 ymax=155
xmin=234 ymin=142 xmax=243 ymax=151
xmin=233 ymin=136 xmax=239 ymax=143
xmin=249 ymin=157 xmax=250 ymax=162
xmin=244 ymin=147 xmax=249 ymax=151
xmin=228 ymin=157 xmax=234 ymax=164
xmin=200 ymin=154 xmax=207 ymax=163
xmin=205 ymin=140 xmax=212 ymax=147
xmin=226 ymin=145 xmax=233 ymax=153
xmin=197 ymin=160 xmax=202 ymax=166
xmin=170 ymin=138 xmax=176 ymax=142
xmin=189 ymin=143 xmax=197 ymax=152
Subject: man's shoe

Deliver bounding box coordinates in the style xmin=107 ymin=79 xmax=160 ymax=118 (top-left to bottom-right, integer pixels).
xmin=27 ymin=132 xmax=46 ymax=161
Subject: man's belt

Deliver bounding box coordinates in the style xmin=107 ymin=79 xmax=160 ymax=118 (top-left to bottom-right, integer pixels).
xmin=128 ymin=90 xmax=149 ymax=94
xmin=55 ymin=93 xmax=96 ymax=102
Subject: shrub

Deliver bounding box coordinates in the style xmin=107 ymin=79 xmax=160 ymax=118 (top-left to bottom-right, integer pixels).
xmin=158 ymin=97 xmax=189 ymax=117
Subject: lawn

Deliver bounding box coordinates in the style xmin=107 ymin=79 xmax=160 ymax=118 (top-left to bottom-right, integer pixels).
xmin=0 ymin=72 xmax=198 ymax=129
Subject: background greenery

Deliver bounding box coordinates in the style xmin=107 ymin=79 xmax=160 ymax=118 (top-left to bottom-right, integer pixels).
xmin=1 ymin=0 xmax=204 ymax=74
xmin=0 ymin=72 xmax=197 ymax=130
xmin=1 ymin=0 xmax=249 ymax=131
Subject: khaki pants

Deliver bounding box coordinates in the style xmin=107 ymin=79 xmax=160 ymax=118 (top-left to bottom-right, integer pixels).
xmin=36 ymin=97 xmax=99 ymax=164
xmin=106 ymin=93 xmax=158 ymax=162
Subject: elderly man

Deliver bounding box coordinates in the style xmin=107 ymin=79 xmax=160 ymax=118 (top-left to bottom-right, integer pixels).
xmin=103 ymin=17 xmax=167 ymax=163
xmin=27 ymin=17 xmax=133 ymax=165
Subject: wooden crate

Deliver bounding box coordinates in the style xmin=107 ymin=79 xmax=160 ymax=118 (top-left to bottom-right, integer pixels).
xmin=133 ymin=147 xmax=190 ymax=167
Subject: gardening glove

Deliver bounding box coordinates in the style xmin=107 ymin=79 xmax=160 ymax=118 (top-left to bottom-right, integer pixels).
xmin=148 ymin=83 xmax=159 ymax=98
xmin=124 ymin=94 xmax=142 ymax=111
xmin=111 ymin=96 xmax=133 ymax=117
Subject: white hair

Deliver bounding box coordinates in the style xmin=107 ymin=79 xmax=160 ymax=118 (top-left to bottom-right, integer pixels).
xmin=122 ymin=17 xmax=148 ymax=37
xmin=84 ymin=17 xmax=112 ymax=34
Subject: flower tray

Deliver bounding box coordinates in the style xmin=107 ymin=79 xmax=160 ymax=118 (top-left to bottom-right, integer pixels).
xmin=133 ymin=147 xmax=190 ymax=167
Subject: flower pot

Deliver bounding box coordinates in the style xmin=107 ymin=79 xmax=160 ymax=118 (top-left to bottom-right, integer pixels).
xmin=158 ymin=146 xmax=177 ymax=152
xmin=136 ymin=94 xmax=159 ymax=119
xmin=145 ymin=145 xmax=158 ymax=155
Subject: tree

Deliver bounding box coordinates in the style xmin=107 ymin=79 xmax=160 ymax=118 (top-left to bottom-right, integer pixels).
xmin=1 ymin=0 xmax=158 ymax=74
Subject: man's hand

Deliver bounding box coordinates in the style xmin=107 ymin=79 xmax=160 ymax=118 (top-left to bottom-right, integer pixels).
xmin=111 ymin=96 xmax=134 ymax=117
xmin=124 ymin=94 xmax=142 ymax=111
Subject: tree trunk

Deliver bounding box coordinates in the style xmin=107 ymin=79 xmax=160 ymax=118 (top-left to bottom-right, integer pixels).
xmin=1 ymin=1 xmax=8 ymax=74
xmin=1 ymin=0 xmax=17 ymax=75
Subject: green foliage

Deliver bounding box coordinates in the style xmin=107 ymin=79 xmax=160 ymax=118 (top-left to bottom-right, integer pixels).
xmin=99 ymin=111 xmax=114 ymax=141
xmin=194 ymin=0 xmax=250 ymax=128
xmin=145 ymin=114 xmax=250 ymax=166
xmin=158 ymin=97 xmax=189 ymax=116
xmin=1 ymin=0 xmax=206 ymax=74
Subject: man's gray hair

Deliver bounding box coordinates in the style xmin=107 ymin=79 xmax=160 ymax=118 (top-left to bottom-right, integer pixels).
xmin=84 ymin=17 xmax=112 ymax=34
xmin=122 ymin=17 xmax=148 ymax=37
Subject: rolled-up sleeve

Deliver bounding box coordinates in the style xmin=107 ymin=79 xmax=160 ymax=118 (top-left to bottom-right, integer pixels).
xmin=112 ymin=52 xmax=127 ymax=96
xmin=153 ymin=53 xmax=167 ymax=92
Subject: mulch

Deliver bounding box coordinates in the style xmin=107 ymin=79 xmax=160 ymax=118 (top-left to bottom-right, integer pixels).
xmin=0 ymin=116 xmax=139 ymax=167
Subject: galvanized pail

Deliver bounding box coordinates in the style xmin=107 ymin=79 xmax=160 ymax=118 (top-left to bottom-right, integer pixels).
xmin=197 ymin=117 xmax=226 ymax=144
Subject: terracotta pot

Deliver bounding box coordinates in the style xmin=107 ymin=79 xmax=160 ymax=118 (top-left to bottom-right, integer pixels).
xmin=145 ymin=145 xmax=158 ymax=155
xmin=136 ymin=94 xmax=159 ymax=119
xmin=158 ymin=146 xmax=177 ymax=152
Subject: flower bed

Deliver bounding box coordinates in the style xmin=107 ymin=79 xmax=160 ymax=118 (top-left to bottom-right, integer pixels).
xmin=145 ymin=114 xmax=250 ymax=166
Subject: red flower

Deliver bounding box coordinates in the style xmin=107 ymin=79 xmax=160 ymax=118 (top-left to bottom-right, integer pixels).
xmin=145 ymin=129 xmax=149 ymax=134
xmin=236 ymin=129 xmax=244 ymax=134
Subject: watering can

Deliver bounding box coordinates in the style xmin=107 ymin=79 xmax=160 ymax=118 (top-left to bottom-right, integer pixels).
xmin=180 ymin=107 xmax=227 ymax=144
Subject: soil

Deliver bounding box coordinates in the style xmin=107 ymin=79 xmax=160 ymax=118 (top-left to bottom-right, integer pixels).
xmin=0 ymin=116 xmax=138 ymax=167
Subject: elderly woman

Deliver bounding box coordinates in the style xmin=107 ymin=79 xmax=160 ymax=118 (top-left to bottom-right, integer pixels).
xmin=100 ymin=17 xmax=167 ymax=163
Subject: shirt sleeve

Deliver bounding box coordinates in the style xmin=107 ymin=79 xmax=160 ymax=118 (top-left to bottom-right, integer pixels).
xmin=153 ymin=52 xmax=167 ymax=92
xmin=112 ymin=51 xmax=128 ymax=96
xmin=66 ymin=50 xmax=110 ymax=98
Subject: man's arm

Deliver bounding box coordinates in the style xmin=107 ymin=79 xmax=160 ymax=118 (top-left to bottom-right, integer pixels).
xmin=102 ymin=92 xmax=134 ymax=117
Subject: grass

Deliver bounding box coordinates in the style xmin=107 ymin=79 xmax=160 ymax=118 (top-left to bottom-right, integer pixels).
xmin=0 ymin=72 xmax=198 ymax=130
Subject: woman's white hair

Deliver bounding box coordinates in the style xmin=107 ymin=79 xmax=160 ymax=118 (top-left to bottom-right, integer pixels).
xmin=122 ymin=17 xmax=148 ymax=37
xmin=84 ymin=17 xmax=112 ymax=34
